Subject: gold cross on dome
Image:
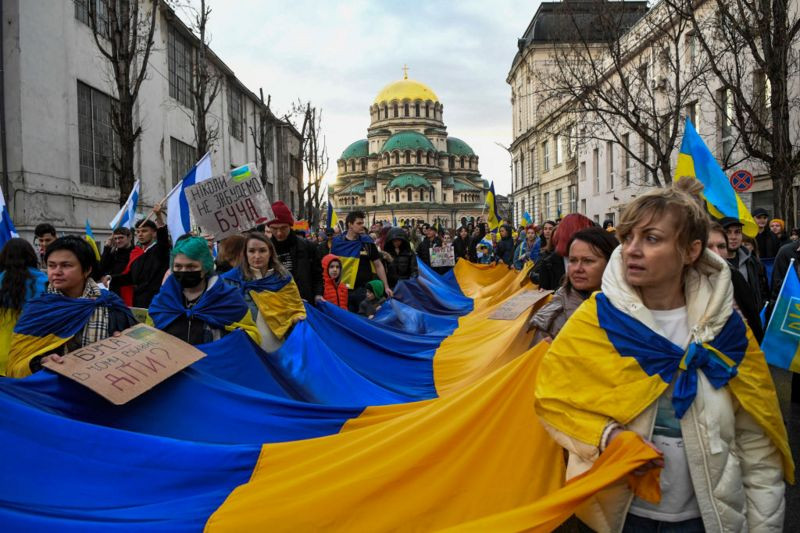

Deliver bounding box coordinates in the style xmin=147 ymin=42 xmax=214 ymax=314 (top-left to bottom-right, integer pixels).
xmin=402 ymin=64 xmax=409 ymax=79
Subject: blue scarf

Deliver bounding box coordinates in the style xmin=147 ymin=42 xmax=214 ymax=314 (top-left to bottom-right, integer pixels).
xmin=220 ymin=268 xmax=292 ymax=295
xmin=149 ymin=275 xmax=250 ymax=330
xmin=596 ymin=293 xmax=747 ymax=418
xmin=14 ymin=290 xmax=133 ymax=339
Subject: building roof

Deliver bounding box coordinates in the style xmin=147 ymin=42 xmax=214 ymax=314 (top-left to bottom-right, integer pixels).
xmin=341 ymin=139 xmax=369 ymax=160
xmin=453 ymin=180 xmax=481 ymax=192
xmin=374 ymin=77 xmax=439 ymax=104
xmin=387 ymin=173 xmax=433 ymax=189
xmin=380 ymin=131 xmax=436 ymax=153
xmin=338 ymin=181 xmax=366 ymax=195
xmin=446 ymin=137 xmax=475 ymax=156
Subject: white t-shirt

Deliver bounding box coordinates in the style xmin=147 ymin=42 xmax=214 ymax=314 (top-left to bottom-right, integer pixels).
xmin=629 ymin=306 xmax=702 ymax=522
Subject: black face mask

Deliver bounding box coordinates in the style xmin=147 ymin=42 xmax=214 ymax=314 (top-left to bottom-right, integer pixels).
xmin=173 ymin=270 xmax=204 ymax=289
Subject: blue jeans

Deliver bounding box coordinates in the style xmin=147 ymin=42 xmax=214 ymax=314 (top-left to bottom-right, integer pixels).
xmin=622 ymin=514 xmax=705 ymax=532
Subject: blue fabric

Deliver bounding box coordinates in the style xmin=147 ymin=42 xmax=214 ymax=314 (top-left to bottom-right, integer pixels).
xmin=762 ymin=260 xmax=800 ymax=369
xmin=596 ymin=293 xmax=747 ymax=418
xmin=371 ymin=298 xmax=459 ymax=336
xmin=220 ymin=267 xmax=292 ymax=295
xmin=331 ymin=233 xmax=374 ymax=257
xmin=393 ymin=262 xmax=473 ymax=316
xmin=0 ymin=267 xmax=47 ymax=307
xmin=150 ymin=275 xmax=250 ymax=330
xmin=14 ymin=289 xmax=133 ymax=338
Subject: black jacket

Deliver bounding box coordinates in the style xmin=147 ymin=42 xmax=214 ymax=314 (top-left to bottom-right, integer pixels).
xmin=453 ymin=236 xmax=469 ymax=260
xmin=272 ymin=232 xmax=323 ymax=302
xmin=130 ymin=225 xmax=172 ymax=309
xmin=756 ymin=229 xmax=781 ymax=259
xmin=771 ymin=241 xmax=800 ymax=301
xmin=383 ymin=228 xmax=418 ymax=288
xmin=530 ymin=250 xmax=565 ymax=290
xmin=467 ymin=233 xmax=485 ymax=262
xmin=730 ymin=267 xmax=764 ymax=343
xmin=99 ymin=245 xmax=133 ymax=296
xmin=494 ymin=225 xmax=515 ymax=265
xmin=727 ymin=247 xmax=769 ymax=310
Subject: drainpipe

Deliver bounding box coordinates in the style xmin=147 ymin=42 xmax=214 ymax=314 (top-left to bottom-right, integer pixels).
xmin=0 ymin=0 xmax=10 ymax=201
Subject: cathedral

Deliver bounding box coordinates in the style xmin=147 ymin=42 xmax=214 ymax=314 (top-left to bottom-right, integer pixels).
xmin=331 ymin=71 xmax=488 ymax=228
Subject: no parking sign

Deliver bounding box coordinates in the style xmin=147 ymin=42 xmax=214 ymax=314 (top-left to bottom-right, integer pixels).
xmin=730 ymin=169 xmax=754 ymax=192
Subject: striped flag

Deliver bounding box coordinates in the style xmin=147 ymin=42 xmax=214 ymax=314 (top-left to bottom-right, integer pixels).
xmin=110 ymin=180 xmax=140 ymax=229
xmin=0 ymin=184 xmax=18 ymax=248
xmin=167 ymin=152 xmax=212 ymax=242
xmin=485 ymin=182 xmax=501 ymax=232
xmin=84 ymin=220 xmax=101 ymax=261
xmin=326 ymin=203 xmax=340 ymax=229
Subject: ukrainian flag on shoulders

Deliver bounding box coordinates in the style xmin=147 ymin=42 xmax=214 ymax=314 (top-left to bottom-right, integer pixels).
xmin=674 ymin=119 xmax=758 ymax=237
xmin=763 ymin=259 xmax=800 ymax=371
xmin=331 ymin=234 xmax=373 ymax=289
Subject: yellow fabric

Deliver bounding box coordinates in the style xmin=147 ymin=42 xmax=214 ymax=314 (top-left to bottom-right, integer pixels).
xmin=206 ymin=344 xmax=567 ymax=532
xmin=338 ymin=256 xmax=360 ymax=290
xmin=250 ymin=282 xmax=305 ymax=340
xmin=0 ymin=309 xmax=21 ymax=376
xmin=6 ymin=332 xmax=71 ymax=378
xmin=224 ymin=312 xmax=262 ymax=346
xmin=536 ymin=294 xmax=794 ymax=483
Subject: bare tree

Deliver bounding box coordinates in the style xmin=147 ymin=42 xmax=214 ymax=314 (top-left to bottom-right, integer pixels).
xmin=535 ymin=1 xmax=711 ymax=187
xmin=289 ymin=101 xmax=329 ymax=227
xmin=87 ymin=0 xmax=159 ymax=205
xmin=666 ymin=0 xmax=800 ymax=223
xmin=250 ymin=89 xmax=274 ymax=196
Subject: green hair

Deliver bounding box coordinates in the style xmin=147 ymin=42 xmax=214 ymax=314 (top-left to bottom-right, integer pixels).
xmin=171 ymin=236 xmax=215 ymax=274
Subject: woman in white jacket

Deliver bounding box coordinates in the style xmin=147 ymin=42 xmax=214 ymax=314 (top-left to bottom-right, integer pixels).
xmin=535 ymin=184 xmax=793 ymax=532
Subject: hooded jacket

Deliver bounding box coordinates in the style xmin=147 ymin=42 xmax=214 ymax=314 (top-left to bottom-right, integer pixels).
xmin=536 ymin=249 xmax=789 ymax=532
xmin=359 ymin=279 xmax=386 ymax=317
xmin=322 ymin=254 xmax=348 ymax=310
xmin=383 ymin=227 xmax=418 ymax=288
xmin=494 ymin=224 xmax=515 ymax=265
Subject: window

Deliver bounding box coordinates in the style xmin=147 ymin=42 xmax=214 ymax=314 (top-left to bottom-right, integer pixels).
xmin=395 ymin=190 xmax=399 ymax=202
xmin=75 ymin=0 xmax=110 ymax=38
xmin=393 ymin=103 xmax=398 ymax=118
xmin=555 ymin=188 xmax=563 ymax=217
xmin=407 ymin=188 xmax=412 ymax=201
xmin=543 ymin=192 xmax=550 ymax=219
xmin=443 ymin=192 xmax=447 ymax=202
xmin=641 ymin=138 xmax=650 ymax=183
xmin=685 ymin=33 xmax=697 ymax=69
xmin=228 ymin=86 xmax=244 ymax=141
xmin=685 ymin=101 xmax=698 ymax=129
xmin=592 ymin=147 xmax=599 ymax=194
xmin=542 ymin=140 xmax=550 ymax=171
xmin=581 ymin=198 xmax=587 ymax=214
xmin=567 ymin=125 xmax=577 ymax=157
xmin=78 ymin=81 xmax=117 ymax=188
xmin=170 ymin=137 xmax=196 ymax=186
xmin=569 ymin=185 xmax=577 ymax=213
xmin=580 ymin=161 xmax=586 ymax=182
xmin=718 ymin=88 xmax=735 ymax=160
xmin=415 ymin=102 xmax=420 ymax=117
xmin=555 ymin=135 xmax=563 ymax=165
xmin=168 ymin=27 xmax=194 ymax=109
xmin=606 ymin=141 xmax=615 ymax=191
xmin=404 ymin=103 xmax=410 ymax=116
xmin=622 ymin=134 xmax=631 ymax=187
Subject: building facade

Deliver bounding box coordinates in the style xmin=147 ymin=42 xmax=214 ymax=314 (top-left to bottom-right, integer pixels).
xmin=331 ymin=73 xmax=488 ymax=228
xmin=1 ymin=0 xmax=302 ymax=240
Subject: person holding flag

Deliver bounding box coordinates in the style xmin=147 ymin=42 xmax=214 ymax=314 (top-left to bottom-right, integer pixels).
xmin=762 ymin=258 xmax=800 ymax=403
xmin=128 ymin=203 xmax=171 ymax=308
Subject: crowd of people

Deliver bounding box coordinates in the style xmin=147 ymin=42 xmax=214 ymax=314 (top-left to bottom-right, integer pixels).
xmin=0 ymin=183 xmax=797 ymax=531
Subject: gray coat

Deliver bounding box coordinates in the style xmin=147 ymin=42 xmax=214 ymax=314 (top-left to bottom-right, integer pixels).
xmin=528 ymin=286 xmax=587 ymax=344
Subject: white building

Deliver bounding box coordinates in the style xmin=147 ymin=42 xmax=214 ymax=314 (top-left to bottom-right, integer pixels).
xmin=1 ymin=0 xmax=303 ymax=240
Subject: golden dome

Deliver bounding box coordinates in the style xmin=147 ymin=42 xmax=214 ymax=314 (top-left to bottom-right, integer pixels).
xmin=374 ymin=76 xmax=439 ymax=104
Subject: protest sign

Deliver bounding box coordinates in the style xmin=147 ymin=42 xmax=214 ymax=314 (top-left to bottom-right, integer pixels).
xmin=42 ymin=324 xmax=206 ymax=405
xmin=489 ymin=289 xmax=553 ymax=320
xmin=185 ymin=162 xmax=274 ymax=240
xmin=430 ymin=244 xmax=455 ymax=267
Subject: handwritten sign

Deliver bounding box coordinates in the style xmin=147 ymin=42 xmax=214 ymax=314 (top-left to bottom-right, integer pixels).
xmin=185 ymin=163 xmax=274 ymax=241
xmin=489 ymin=289 xmax=553 ymax=320
xmin=42 ymin=324 xmax=206 ymax=405
xmin=430 ymin=244 xmax=455 ymax=267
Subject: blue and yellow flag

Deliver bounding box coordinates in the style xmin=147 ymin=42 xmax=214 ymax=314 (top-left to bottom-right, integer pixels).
xmin=485 ymin=181 xmax=501 ymax=232
xmin=84 ymin=220 xmax=101 ymax=261
xmin=763 ymin=259 xmax=800 ymax=372
xmin=522 ymin=210 xmax=533 ymax=226
xmin=536 ymin=292 xmax=794 ymax=482
xmin=331 ymin=234 xmax=374 ymax=289
xmin=326 ymin=203 xmax=340 ymax=230
xmin=674 ymin=119 xmax=758 ymax=237
xmin=149 ymin=275 xmax=260 ymax=344
xmin=6 ymin=290 xmax=134 ymax=378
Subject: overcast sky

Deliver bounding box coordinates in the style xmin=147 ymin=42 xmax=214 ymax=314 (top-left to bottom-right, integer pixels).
xmin=189 ymin=0 xmax=541 ymax=196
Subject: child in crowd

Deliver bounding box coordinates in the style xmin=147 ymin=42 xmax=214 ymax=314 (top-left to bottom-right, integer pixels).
xmin=358 ymin=279 xmax=386 ymax=318
xmin=476 ymin=244 xmax=493 ymax=264
xmin=322 ymin=254 xmax=348 ymax=310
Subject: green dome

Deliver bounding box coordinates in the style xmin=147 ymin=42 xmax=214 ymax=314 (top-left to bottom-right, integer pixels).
xmin=380 ymin=131 xmax=435 ymax=153
xmin=341 ymin=139 xmax=369 ymax=160
xmin=387 ymin=173 xmax=433 ymax=189
xmin=453 ymin=180 xmax=480 ymax=191
xmin=339 ymin=181 xmax=366 ymax=195
xmin=446 ymin=137 xmax=475 ymax=156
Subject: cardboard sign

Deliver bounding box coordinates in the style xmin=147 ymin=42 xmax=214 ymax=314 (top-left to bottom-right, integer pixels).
xmin=42 ymin=324 xmax=206 ymax=405
xmin=489 ymin=289 xmax=553 ymax=320
xmin=430 ymin=245 xmax=455 ymax=267
xmin=185 ymin=162 xmax=274 ymax=241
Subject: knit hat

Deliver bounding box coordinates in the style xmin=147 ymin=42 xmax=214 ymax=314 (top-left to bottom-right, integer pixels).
xmin=267 ymin=201 xmax=295 ymax=227
xmin=366 ymin=279 xmax=385 ymax=300
xmin=771 ymin=218 xmax=785 ymax=231
xmin=171 ymin=235 xmax=215 ymax=274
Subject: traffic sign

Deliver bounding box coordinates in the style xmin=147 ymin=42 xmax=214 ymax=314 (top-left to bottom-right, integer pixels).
xmin=730 ymin=169 xmax=754 ymax=192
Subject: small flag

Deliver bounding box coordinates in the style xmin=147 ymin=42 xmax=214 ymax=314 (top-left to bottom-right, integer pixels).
xmin=485 ymin=182 xmax=501 ymax=232
xmin=167 ymin=152 xmax=213 ymax=242
xmin=762 ymin=259 xmax=800 ymax=372
xmin=522 ymin=211 xmax=533 ymax=226
xmin=674 ymin=119 xmax=757 ymax=237
xmin=84 ymin=220 xmax=101 ymax=261
xmin=110 ymin=180 xmax=140 ymax=230
xmin=293 ymin=220 xmax=310 ymax=232
xmin=230 ymin=164 xmax=252 ymax=182
xmin=0 ymin=184 xmax=18 ymax=248
xmin=326 ymin=203 xmax=340 ymax=229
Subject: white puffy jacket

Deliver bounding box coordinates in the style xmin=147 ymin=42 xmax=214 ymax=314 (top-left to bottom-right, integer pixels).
xmin=542 ymin=249 xmax=786 ymax=532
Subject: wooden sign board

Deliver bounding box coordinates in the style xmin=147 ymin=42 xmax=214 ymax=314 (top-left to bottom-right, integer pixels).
xmin=185 ymin=162 xmax=274 ymax=241
xmin=42 ymin=324 xmax=206 ymax=405
xmin=430 ymin=244 xmax=455 ymax=267
xmin=489 ymin=289 xmax=553 ymax=320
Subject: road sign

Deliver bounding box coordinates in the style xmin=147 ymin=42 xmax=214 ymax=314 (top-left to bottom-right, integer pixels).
xmin=730 ymin=169 xmax=754 ymax=192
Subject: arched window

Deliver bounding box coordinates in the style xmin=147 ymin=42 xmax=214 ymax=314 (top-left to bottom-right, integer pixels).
xmin=416 ymin=150 xmax=423 ymax=164
xmin=425 ymin=104 xmax=430 ymax=118
xmin=360 ymin=159 xmax=366 ymax=171
xmin=419 ymin=187 xmax=425 ymax=201
xmin=426 ymin=152 xmax=431 ymax=165
xmin=403 ymin=150 xmax=410 ymax=164
xmin=393 ymin=103 xmax=398 ymax=117
xmin=460 ymin=156 xmax=466 ymax=168
xmin=393 ymin=152 xmax=399 ymax=165
xmin=404 ymin=103 xmax=409 ymax=116
xmin=383 ymin=104 xmax=388 ymax=118
xmin=350 ymin=160 xmax=356 ymax=172
xmin=394 ymin=189 xmax=399 ymax=202
xmin=407 ymin=188 xmax=412 ymax=201
xmin=384 ymin=153 xmax=390 ymax=165
xmin=449 ymin=156 xmax=455 ymax=169
xmin=415 ymin=102 xmax=420 ymax=117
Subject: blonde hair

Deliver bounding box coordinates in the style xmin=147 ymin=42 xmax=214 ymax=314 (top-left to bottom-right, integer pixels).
xmin=617 ymin=179 xmax=710 ymax=265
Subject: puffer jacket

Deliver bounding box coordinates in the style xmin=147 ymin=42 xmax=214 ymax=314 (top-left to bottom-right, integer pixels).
xmin=541 ymin=249 xmax=785 ymax=533
xmin=527 ymin=286 xmax=587 ymax=344
xmin=321 ymin=254 xmax=348 ymax=310
xmin=383 ymin=227 xmax=418 ymax=288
